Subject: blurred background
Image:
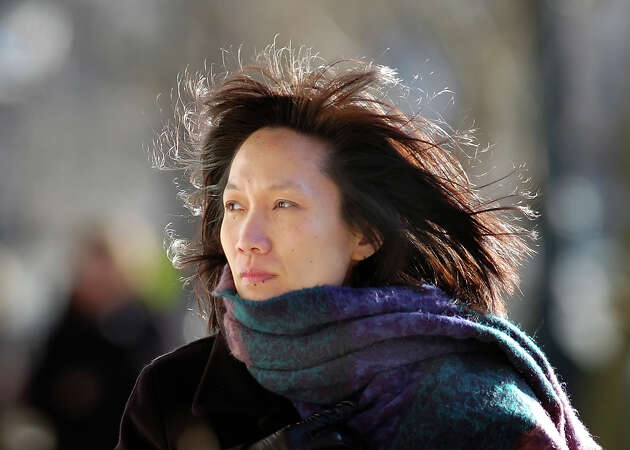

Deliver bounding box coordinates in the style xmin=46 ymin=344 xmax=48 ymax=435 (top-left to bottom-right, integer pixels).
xmin=0 ymin=0 xmax=628 ymax=448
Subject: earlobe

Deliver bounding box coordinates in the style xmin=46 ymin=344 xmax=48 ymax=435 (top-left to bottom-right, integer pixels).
xmin=351 ymin=233 xmax=380 ymax=262
xmin=362 ymin=242 xmax=377 ymax=260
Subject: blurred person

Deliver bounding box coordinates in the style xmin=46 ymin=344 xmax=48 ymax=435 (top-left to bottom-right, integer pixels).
xmin=117 ymin=43 xmax=601 ymax=449
xmin=21 ymin=224 xmax=166 ymax=450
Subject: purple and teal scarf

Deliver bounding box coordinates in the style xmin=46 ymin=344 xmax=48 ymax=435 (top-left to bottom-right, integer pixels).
xmin=213 ymin=264 xmax=600 ymax=450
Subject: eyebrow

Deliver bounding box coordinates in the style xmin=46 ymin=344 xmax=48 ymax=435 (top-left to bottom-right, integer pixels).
xmin=224 ymin=181 xmax=308 ymax=193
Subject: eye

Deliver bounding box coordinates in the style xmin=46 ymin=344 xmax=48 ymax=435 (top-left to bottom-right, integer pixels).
xmin=224 ymin=200 xmax=295 ymax=212
xmin=276 ymin=200 xmax=295 ymax=209
xmin=224 ymin=201 xmax=242 ymax=212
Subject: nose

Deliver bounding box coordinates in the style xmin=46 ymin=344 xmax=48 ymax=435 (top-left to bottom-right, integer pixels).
xmin=235 ymin=211 xmax=272 ymax=256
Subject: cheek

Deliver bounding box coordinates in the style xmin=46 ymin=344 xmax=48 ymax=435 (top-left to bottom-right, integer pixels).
xmin=299 ymin=220 xmax=352 ymax=266
xmin=219 ymin=219 xmax=233 ymax=254
xmin=272 ymin=221 xmax=312 ymax=259
xmin=277 ymin=223 xmax=302 ymax=253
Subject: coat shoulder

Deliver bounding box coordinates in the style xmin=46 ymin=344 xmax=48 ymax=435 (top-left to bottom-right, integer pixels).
xmin=116 ymin=335 xmax=218 ymax=450
xmin=135 ymin=334 xmax=216 ymax=417
xmin=144 ymin=334 xmax=215 ymax=387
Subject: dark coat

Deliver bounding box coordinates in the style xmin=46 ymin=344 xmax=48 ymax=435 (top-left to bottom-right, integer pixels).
xmin=116 ymin=331 xmax=302 ymax=450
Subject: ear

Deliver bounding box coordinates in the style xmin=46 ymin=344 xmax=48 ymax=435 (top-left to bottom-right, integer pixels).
xmin=350 ymin=229 xmax=382 ymax=262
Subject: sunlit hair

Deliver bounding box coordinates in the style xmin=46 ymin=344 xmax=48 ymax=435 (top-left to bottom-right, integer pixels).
xmin=154 ymin=42 xmax=538 ymax=334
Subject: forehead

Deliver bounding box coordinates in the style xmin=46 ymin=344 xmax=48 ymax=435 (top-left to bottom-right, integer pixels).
xmin=227 ymin=127 xmax=330 ymax=186
xmin=222 ymin=127 xmax=346 ymax=205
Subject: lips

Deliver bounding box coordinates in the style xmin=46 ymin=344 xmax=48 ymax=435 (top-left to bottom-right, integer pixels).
xmin=240 ymin=270 xmax=276 ymax=285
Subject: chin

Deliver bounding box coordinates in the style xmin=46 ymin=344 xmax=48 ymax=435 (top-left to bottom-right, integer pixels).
xmin=237 ymin=282 xmax=283 ymax=301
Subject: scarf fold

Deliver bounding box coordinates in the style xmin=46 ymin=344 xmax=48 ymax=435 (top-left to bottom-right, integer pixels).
xmin=212 ymin=264 xmax=600 ymax=450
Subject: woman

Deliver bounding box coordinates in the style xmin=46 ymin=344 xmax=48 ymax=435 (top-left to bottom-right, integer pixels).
xmin=116 ymin=44 xmax=601 ymax=449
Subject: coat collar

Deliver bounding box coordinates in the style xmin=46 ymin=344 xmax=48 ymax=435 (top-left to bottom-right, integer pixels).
xmin=191 ymin=330 xmax=297 ymax=417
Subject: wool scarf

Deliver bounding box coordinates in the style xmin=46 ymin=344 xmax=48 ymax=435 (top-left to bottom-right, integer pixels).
xmin=212 ymin=264 xmax=600 ymax=450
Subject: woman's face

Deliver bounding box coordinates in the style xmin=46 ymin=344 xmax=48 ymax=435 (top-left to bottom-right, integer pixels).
xmin=220 ymin=126 xmax=376 ymax=301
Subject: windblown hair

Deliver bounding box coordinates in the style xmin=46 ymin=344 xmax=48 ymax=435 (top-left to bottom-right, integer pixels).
xmin=155 ymin=43 xmax=537 ymax=334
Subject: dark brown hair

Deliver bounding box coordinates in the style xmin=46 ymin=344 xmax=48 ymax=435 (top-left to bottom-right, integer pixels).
xmin=155 ymin=43 xmax=537 ymax=334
